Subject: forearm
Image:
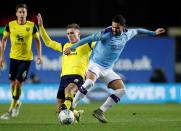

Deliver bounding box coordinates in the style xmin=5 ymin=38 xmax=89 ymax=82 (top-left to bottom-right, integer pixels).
xmin=35 ymin=39 xmax=42 ymax=58
xmin=39 ymin=25 xmax=62 ymax=52
xmin=0 ymin=37 xmax=7 ymax=58
xmin=136 ymin=28 xmax=156 ymax=36
xmin=39 ymin=25 xmax=52 ymax=45
xmin=70 ymin=35 xmax=94 ymax=51
xmin=0 ymin=43 xmax=4 ymax=58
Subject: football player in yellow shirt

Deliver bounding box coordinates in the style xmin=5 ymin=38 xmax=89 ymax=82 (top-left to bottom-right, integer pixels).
xmin=37 ymin=13 xmax=95 ymax=122
xmin=0 ymin=4 xmax=42 ymax=120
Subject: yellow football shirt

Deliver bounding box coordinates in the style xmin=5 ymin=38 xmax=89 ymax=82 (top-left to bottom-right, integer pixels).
xmin=3 ymin=20 xmax=40 ymax=60
xmin=39 ymin=25 xmax=95 ymax=79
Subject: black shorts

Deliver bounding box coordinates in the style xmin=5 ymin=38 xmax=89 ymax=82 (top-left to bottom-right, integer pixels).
xmin=57 ymin=75 xmax=84 ymax=99
xmin=9 ymin=58 xmax=31 ymax=82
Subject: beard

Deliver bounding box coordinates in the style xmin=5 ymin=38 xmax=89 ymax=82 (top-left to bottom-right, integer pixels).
xmin=113 ymin=31 xmax=121 ymax=36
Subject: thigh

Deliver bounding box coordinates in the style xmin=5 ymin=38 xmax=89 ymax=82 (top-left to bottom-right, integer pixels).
xmin=87 ymin=61 xmax=102 ymax=80
xmin=108 ymin=79 xmax=125 ymax=90
xmin=57 ymin=81 xmax=67 ymax=99
xmin=16 ymin=60 xmax=31 ymax=81
xmin=9 ymin=59 xmax=18 ymax=80
xmin=101 ymin=69 xmax=121 ymax=86
xmin=66 ymin=83 xmax=78 ymax=93
xmin=57 ymin=78 xmax=71 ymax=99
xmin=57 ymin=75 xmax=84 ymax=99
xmin=86 ymin=71 xmax=97 ymax=82
xmin=65 ymin=75 xmax=84 ymax=93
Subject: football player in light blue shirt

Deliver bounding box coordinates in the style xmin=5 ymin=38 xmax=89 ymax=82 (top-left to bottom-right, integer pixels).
xmin=64 ymin=14 xmax=165 ymax=123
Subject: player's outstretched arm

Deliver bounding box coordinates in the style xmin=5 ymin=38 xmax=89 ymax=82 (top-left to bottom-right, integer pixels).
xmin=136 ymin=28 xmax=165 ymax=36
xmin=64 ymin=35 xmax=93 ymax=55
xmin=37 ymin=13 xmax=52 ymax=44
xmin=64 ymin=31 xmax=105 ymax=55
xmin=37 ymin=13 xmax=62 ymax=52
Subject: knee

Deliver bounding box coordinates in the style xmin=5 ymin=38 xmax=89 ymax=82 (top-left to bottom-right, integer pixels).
xmin=115 ymin=88 xmax=126 ymax=97
xmin=65 ymin=83 xmax=76 ymax=93
xmin=15 ymin=80 xmax=22 ymax=88
xmin=11 ymin=81 xmax=16 ymax=87
xmin=64 ymin=87 xmax=70 ymax=93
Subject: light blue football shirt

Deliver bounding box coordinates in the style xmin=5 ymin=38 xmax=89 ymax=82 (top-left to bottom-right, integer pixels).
xmin=71 ymin=27 xmax=156 ymax=68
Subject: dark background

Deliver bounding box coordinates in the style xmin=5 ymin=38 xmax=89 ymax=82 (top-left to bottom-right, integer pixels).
xmin=0 ymin=0 xmax=180 ymax=28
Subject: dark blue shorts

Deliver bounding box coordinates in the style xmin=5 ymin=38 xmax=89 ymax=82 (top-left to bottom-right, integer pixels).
xmin=9 ymin=58 xmax=31 ymax=82
xmin=57 ymin=75 xmax=84 ymax=99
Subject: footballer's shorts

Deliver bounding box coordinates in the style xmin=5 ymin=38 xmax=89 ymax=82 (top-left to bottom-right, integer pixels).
xmin=87 ymin=61 xmax=122 ymax=86
xmin=57 ymin=75 xmax=84 ymax=99
xmin=9 ymin=58 xmax=31 ymax=82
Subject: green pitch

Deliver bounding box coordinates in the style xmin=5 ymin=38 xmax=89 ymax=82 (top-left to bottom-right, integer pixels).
xmin=0 ymin=103 xmax=181 ymax=131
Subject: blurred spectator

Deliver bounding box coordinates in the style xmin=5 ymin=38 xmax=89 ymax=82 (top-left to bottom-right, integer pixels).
xmin=150 ymin=68 xmax=167 ymax=83
xmin=27 ymin=73 xmax=41 ymax=83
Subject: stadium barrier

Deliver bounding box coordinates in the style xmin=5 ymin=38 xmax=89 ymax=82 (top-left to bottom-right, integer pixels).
xmin=0 ymin=83 xmax=181 ymax=103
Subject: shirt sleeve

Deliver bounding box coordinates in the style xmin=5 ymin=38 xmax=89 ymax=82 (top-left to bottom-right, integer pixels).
xmin=39 ymin=25 xmax=63 ymax=53
xmin=70 ymin=31 xmax=111 ymax=51
xmin=33 ymin=24 xmax=38 ymax=34
xmin=91 ymin=41 xmax=96 ymax=49
xmin=126 ymin=29 xmax=138 ymax=40
xmin=70 ymin=35 xmax=94 ymax=51
xmin=32 ymin=24 xmax=40 ymax=39
xmin=136 ymin=28 xmax=156 ymax=36
xmin=3 ymin=24 xmax=10 ymax=37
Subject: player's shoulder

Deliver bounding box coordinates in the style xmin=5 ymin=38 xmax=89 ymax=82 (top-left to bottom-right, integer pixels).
xmin=101 ymin=26 xmax=112 ymax=34
xmin=126 ymin=28 xmax=137 ymax=32
xmin=65 ymin=42 xmax=87 ymax=48
xmin=123 ymin=28 xmax=138 ymax=39
xmin=8 ymin=20 xmax=17 ymax=25
xmin=124 ymin=28 xmax=137 ymax=34
xmin=61 ymin=42 xmax=69 ymax=49
xmin=8 ymin=20 xmax=35 ymax=26
xmin=26 ymin=21 xmax=35 ymax=26
xmin=64 ymin=42 xmax=71 ymax=46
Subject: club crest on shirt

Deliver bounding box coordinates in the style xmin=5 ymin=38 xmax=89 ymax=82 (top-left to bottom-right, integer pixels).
xmin=26 ymin=27 xmax=30 ymax=32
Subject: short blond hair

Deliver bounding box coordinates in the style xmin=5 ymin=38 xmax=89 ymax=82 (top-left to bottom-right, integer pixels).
xmin=67 ymin=23 xmax=80 ymax=30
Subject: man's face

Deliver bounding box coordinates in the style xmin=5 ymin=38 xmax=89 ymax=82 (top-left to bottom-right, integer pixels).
xmin=67 ymin=28 xmax=80 ymax=43
xmin=112 ymin=22 xmax=124 ymax=36
xmin=16 ymin=8 xmax=27 ymax=21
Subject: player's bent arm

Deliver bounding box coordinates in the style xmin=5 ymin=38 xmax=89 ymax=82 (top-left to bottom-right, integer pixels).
xmin=39 ymin=25 xmax=63 ymax=52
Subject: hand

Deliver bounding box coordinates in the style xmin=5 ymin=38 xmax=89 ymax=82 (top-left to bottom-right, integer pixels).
xmin=155 ymin=28 xmax=165 ymax=35
xmin=36 ymin=57 xmax=41 ymax=65
xmin=0 ymin=56 xmax=5 ymax=69
xmin=37 ymin=13 xmax=43 ymax=26
xmin=64 ymin=47 xmax=72 ymax=55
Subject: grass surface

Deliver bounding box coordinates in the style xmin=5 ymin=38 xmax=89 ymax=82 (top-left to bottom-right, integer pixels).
xmin=0 ymin=103 xmax=181 ymax=131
